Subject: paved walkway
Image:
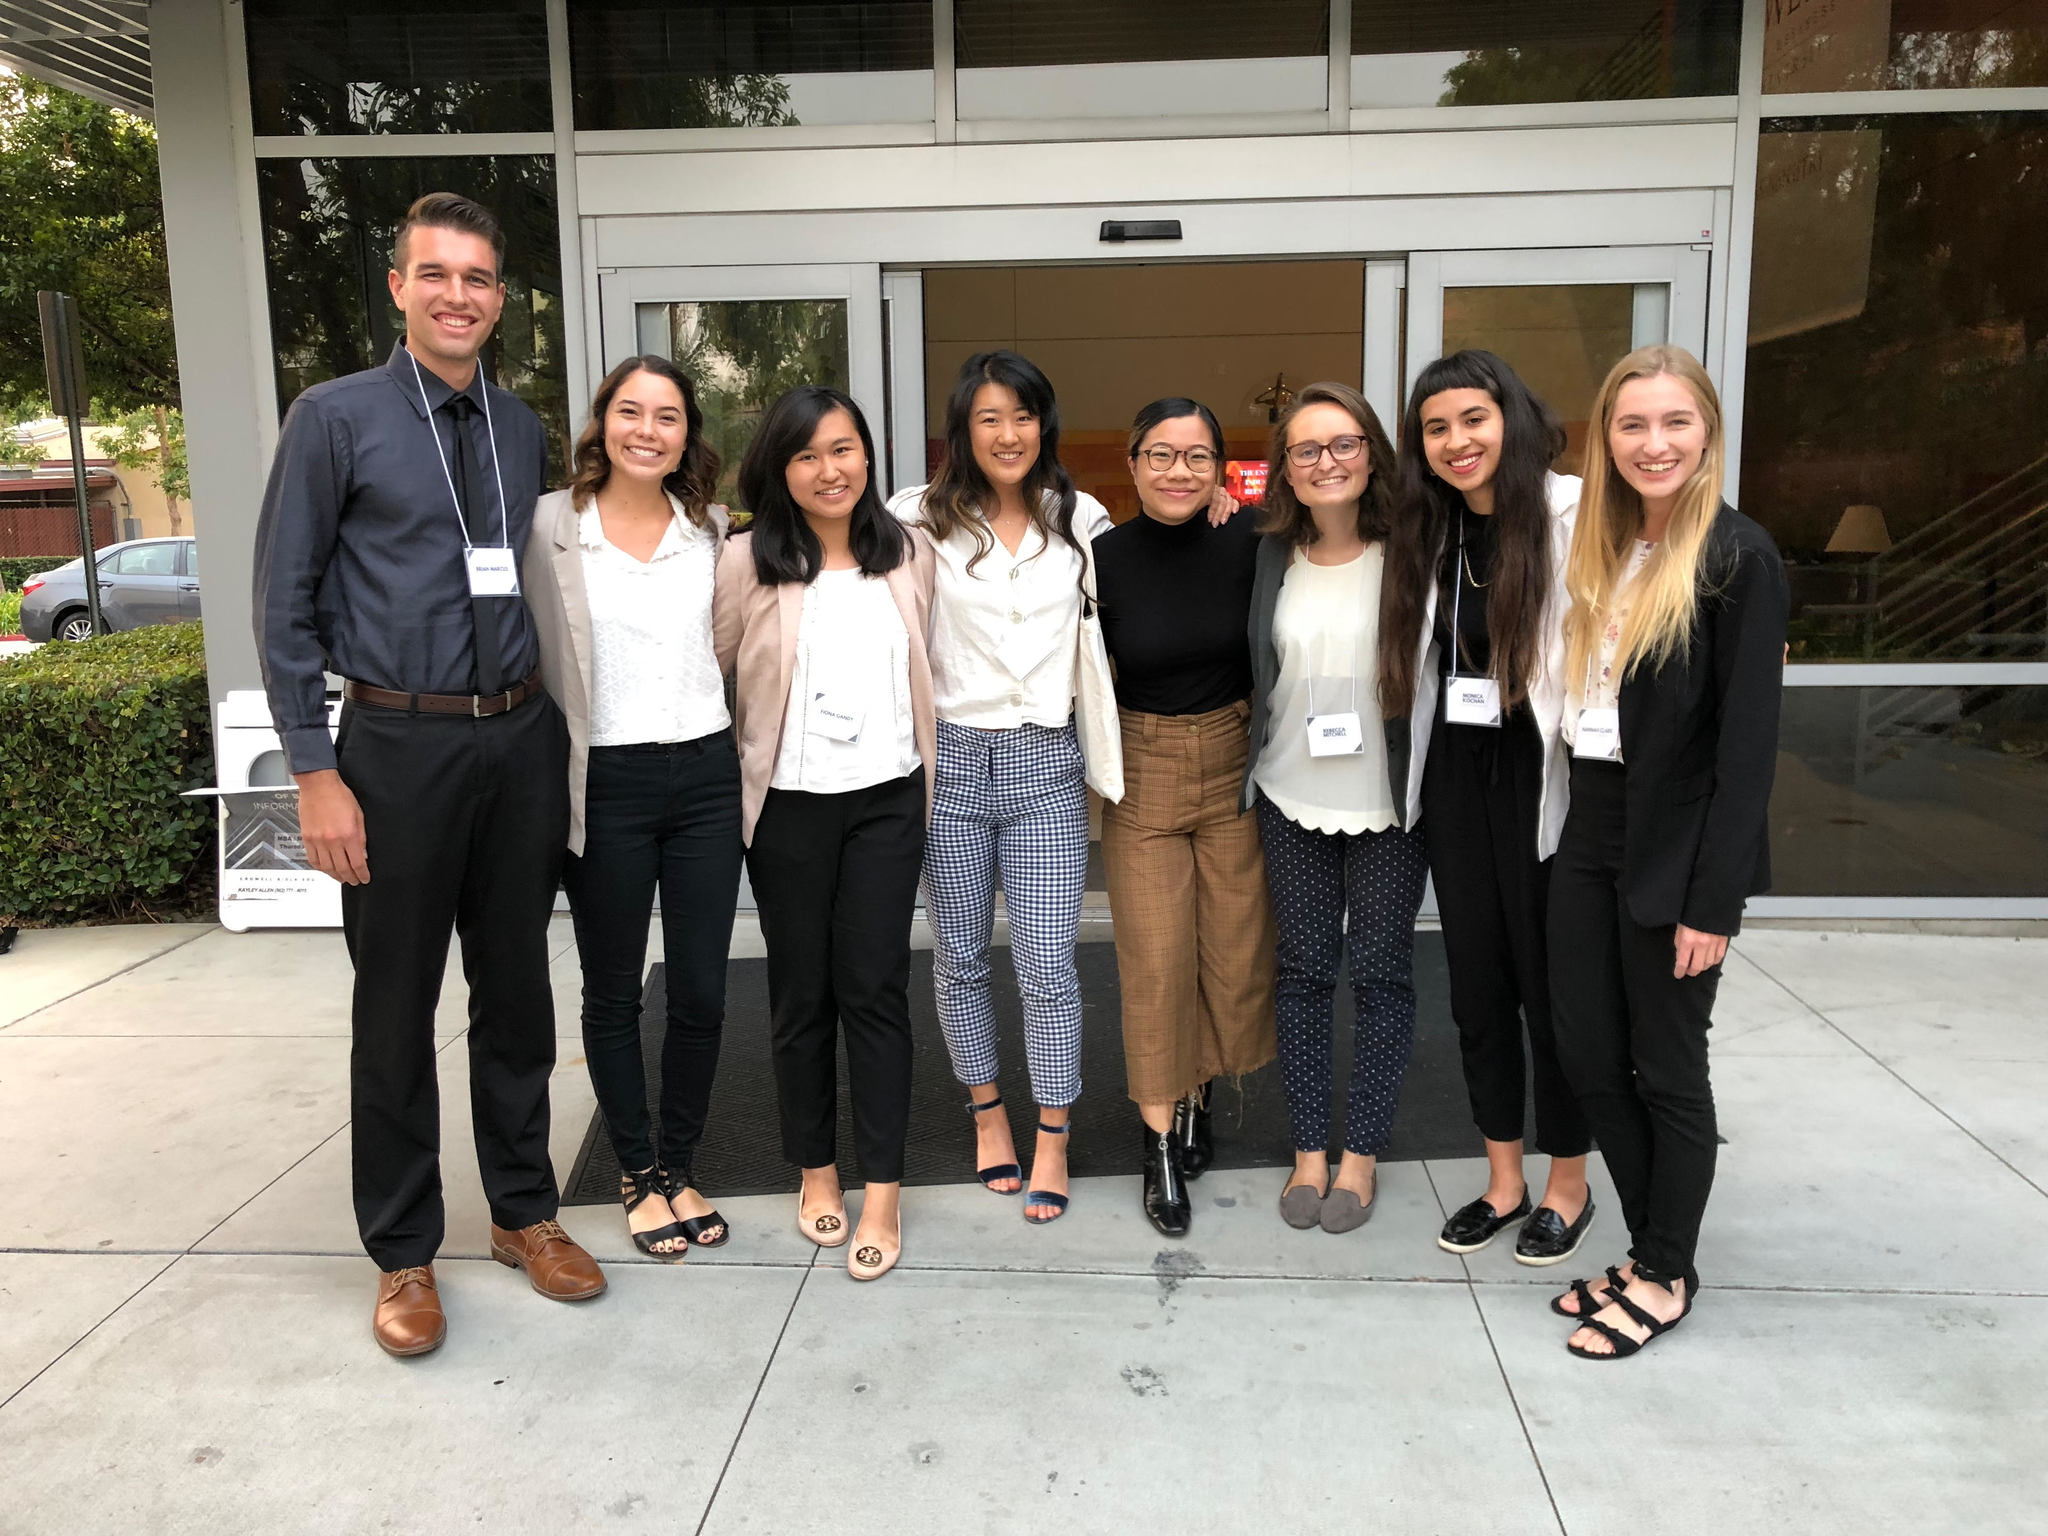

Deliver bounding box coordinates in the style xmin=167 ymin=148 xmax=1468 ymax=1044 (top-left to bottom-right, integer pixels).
xmin=1 ymin=918 xmax=2042 ymax=1534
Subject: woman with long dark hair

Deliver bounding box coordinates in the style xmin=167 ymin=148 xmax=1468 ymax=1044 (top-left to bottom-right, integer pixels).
xmin=714 ymin=386 xmax=936 ymax=1281
xmin=1384 ymin=349 xmax=1594 ymax=1266
xmin=1242 ymin=381 xmax=1434 ymax=1234
xmin=1093 ymin=397 xmax=1276 ymax=1237
xmin=1546 ymin=346 xmax=1787 ymax=1357
xmin=526 ymin=353 xmax=739 ymax=1260
xmin=885 ymin=350 xmax=1116 ymax=1225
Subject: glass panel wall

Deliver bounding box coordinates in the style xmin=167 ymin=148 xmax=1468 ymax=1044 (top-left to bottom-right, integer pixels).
xmin=1741 ymin=113 xmax=2048 ymax=662
xmin=570 ymin=1 xmax=935 ymax=129
xmin=1771 ymin=684 xmax=2048 ymax=896
xmin=256 ymin=156 xmax=571 ymax=471
xmin=245 ymin=0 xmax=552 ymax=135
xmin=1349 ymin=0 xmax=1741 ymax=109
xmin=1763 ymin=0 xmax=2048 ymax=94
xmin=955 ymin=0 xmax=1329 ymax=120
xmin=1441 ymin=283 xmax=1635 ymax=467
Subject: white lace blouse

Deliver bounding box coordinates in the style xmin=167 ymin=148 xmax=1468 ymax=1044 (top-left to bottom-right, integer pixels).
xmin=578 ymin=497 xmax=729 ymax=747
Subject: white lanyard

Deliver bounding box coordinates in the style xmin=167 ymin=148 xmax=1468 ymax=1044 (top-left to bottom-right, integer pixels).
xmin=408 ymin=350 xmax=510 ymax=552
xmin=1302 ymin=554 xmax=1367 ymax=757
xmin=1442 ymin=514 xmax=1503 ymax=727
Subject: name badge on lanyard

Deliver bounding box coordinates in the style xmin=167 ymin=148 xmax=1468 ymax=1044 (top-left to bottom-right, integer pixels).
xmin=1306 ymin=710 xmax=1364 ymax=757
xmin=465 ymin=546 xmax=520 ymax=597
xmin=1444 ymin=676 xmax=1502 ymax=728
xmin=1573 ymin=707 xmax=1623 ymax=762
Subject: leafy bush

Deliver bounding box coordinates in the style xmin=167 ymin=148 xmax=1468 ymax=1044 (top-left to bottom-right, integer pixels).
xmin=0 ymin=621 xmax=215 ymax=922
xmin=0 ymin=592 xmax=19 ymax=635
xmin=0 ymin=556 xmax=74 ymax=592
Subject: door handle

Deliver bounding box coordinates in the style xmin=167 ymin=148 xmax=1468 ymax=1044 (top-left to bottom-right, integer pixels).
xmin=180 ymin=582 xmax=198 ymax=590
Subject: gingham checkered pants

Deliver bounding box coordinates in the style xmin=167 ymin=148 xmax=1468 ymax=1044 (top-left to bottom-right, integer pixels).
xmin=923 ymin=717 xmax=1090 ymax=1108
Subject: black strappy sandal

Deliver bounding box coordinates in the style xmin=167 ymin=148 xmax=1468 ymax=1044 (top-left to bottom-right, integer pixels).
xmin=668 ymin=1165 xmax=729 ymax=1249
xmin=1566 ymin=1271 xmax=1695 ymax=1361
xmin=1550 ymin=1264 xmax=1630 ymax=1320
xmin=969 ymin=1094 xmax=1022 ymax=1194
xmin=1024 ymin=1119 xmax=1071 ymax=1225
xmin=622 ymin=1165 xmax=689 ymax=1262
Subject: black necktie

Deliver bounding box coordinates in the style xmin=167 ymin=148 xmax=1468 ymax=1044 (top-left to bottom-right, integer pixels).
xmin=444 ymin=393 xmax=504 ymax=696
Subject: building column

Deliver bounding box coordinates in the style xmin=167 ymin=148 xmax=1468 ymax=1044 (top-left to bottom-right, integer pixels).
xmin=148 ymin=0 xmax=276 ymax=718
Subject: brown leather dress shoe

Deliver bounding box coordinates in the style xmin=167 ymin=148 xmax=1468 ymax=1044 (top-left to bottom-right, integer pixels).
xmin=373 ymin=1265 xmax=446 ymax=1358
xmin=489 ymin=1219 xmax=607 ymax=1302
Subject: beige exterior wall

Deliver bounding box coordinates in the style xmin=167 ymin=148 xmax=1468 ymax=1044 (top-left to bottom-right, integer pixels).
xmin=11 ymin=419 xmax=188 ymax=540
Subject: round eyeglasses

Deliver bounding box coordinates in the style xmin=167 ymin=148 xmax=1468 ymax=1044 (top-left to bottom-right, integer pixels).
xmin=1284 ymin=435 xmax=1366 ymax=470
xmin=1135 ymin=445 xmax=1220 ymax=473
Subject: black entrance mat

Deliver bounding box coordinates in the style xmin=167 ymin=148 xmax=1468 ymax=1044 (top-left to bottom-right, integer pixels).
xmin=563 ymin=932 xmax=1512 ymax=1203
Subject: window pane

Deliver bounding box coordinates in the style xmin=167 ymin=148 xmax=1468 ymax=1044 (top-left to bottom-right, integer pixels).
xmin=1742 ymin=115 xmax=2048 ymax=663
xmin=115 ymin=544 xmax=176 ymax=576
xmin=642 ymin=300 xmax=851 ymax=511
xmin=1442 ymin=283 xmax=1635 ymax=468
xmin=1772 ymin=685 xmax=2048 ymax=896
xmin=257 ymin=157 xmax=571 ymax=475
xmin=956 ymin=0 xmax=1329 ymax=119
xmin=1764 ymin=0 xmax=2048 ymax=93
xmin=1351 ymin=0 xmax=1741 ymax=108
xmin=570 ymin=2 xmax=934 ymax=129
xmin=245 ymin=0 xmax=552 ymax=135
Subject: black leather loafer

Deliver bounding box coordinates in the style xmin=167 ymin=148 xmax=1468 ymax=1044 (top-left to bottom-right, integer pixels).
xmin=1514 ymin=1198 xmax=1595 ymax=1267
xmin=1436 ymin=1190 xmax=1532 ymax=1254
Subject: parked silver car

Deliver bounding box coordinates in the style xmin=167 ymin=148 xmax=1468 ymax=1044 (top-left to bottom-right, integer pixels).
xmin=18 ymin=537 xmax=201 ymax=643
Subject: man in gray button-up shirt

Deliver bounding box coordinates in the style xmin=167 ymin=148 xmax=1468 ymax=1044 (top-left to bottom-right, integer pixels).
xmin=251 ymin=193 xmax=603 ymax=1358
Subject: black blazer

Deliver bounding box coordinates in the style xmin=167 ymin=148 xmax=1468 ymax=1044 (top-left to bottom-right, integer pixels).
xmin=1610 ymin=504 xmax=1788 ymax=936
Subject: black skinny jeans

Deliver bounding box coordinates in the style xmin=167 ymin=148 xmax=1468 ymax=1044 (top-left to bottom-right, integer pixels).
xmin=1548 ymin=758 xmax=1720 ymax=1288
xmin=562 ymin=733 xmax=743 ymax=1181
xmin=747 ymin=771 xmax=925 ymax=1183
xmin=1422 ymin=707 xmax=1590 ymax=1158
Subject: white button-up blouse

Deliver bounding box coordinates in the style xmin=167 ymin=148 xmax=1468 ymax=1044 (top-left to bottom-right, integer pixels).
xmin=888 ymin=483 xmax=1113 ymax=730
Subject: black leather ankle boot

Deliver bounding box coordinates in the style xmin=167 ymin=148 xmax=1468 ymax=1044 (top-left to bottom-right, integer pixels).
xmin=1141 ymin=1123 xmax=1192 ymax=1238
xmin=1173 ymin=1086 xmax=1214 ymax=1179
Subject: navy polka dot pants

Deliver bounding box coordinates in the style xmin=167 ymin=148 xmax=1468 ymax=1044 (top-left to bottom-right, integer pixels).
xmin=1255 ymin=794 xmax=1430 ymax=1157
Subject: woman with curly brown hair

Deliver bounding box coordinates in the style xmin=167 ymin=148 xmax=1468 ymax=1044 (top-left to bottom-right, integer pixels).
xmin=526 ymin=353 xmax=741 ymax=1262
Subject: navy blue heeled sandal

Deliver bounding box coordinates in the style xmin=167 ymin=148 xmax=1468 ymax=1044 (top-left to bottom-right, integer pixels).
xmin=1024 ymin=1120 xmax=1071 ymax=1225
xmin=968 ymin=1094 xmax=1022 ymax=1194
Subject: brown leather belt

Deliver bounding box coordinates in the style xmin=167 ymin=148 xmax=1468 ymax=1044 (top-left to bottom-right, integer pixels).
xmin=343 ymin=671 xmax=545 ymax=718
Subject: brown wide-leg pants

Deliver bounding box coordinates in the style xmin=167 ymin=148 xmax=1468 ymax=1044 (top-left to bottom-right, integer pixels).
xmin=1101 ymin=700 xmax=1278 ymax=1105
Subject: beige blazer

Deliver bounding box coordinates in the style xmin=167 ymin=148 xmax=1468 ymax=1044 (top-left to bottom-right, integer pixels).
xmin=522 ymin=486 xmax=731 ymax=856
xmin=712 ymin=527 xmax=938 ymax=845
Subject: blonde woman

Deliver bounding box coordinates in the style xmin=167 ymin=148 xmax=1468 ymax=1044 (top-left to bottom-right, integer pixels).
xmin=1545 ymin=346 xmax=1788 ymax=1359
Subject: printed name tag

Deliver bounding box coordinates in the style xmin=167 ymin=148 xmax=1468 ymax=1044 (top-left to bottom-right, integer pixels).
xmin=1444 ymin=677 xmax=1503 ymax=728
xmin=465 ymin=547 xmax=520 ymax=597
xmin=1573 ymin=707 xmax=1623 ymax=762
xmin=1306 ymin=711 xmax=1365 ymax=758
xmin=809 ymin=692 xmax=863 ymax=743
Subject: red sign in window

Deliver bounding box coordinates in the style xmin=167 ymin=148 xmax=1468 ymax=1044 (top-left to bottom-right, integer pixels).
xmin=1225 ymin=460 xmax=1268 ymax=506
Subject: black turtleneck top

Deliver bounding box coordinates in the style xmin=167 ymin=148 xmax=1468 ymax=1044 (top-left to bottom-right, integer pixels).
xmin=1092 ymin=505 xmax=1260 ymax=716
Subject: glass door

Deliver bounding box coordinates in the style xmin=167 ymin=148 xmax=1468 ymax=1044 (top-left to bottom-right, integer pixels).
xmin=596 ymin=264 xmax=887 ymax=509
xmin=1398 ymin=246 xmax=1711 ymax=461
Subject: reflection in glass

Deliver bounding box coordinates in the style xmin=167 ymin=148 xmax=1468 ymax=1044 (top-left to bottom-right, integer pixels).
xmin=956 ymin=0 xmax=1328 ymax=118
xmin=257 ymin=157 xmax=570 ymax=473
xmin=644 ymin=301 xmax=851 ymax=512
xmin=1763 ymin=0 xmax=2048 ymax=93
xmin=570 ymin=1 xmax=934 ymax=129
xmin=1351 ymin=0 xmax=1741 ymax=108
xmin=1743 ymin=115 xmax=2048 ymax=663
xmin=245 ymin=0 xmax=552 ymax=136
xmin=1772 ymin=685 xmax=2048 ymax=897
xmin=1442 ymin=283 xmax=1635 ymax=469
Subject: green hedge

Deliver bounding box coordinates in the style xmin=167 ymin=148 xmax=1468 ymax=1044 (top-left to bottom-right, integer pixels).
xmin=0 ymin=555 xmax=75 ymax=592
xmin=0 ymin=592 xmax=19 ymax=635
xmin=0 ymin=621 xmax=216 ymax=923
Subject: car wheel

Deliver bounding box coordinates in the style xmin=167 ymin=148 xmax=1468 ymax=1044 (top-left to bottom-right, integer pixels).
xmin=55 ymin=611 xmax=96 ymax=643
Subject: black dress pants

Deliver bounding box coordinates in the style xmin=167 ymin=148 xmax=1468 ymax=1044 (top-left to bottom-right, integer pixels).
xmin=1422 ymin=707 xmax=1590 ymax=1157
xmin=745 ymin=772 xmax=924 ymax=1183
xmin=562 ymin=733 xmax=743 ymax=1181
xmin=336 ymin=693 xmax=570 ymax=1271
xmin=1547 ymin=758 xmax=1720 ymax=1287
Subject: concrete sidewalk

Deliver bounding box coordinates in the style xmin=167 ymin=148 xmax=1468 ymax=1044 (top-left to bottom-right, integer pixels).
xmin=1 ymin=918 xmax=2043 ymax=1534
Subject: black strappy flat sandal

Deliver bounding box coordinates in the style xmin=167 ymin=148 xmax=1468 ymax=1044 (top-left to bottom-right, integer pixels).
xmin=668 ymin=1165 xmax=729 ymax=1249
xmin=1024 ymin=1119 xmax=1071 ymax=1225
xmin=969 ymin=1094 xmax=1022 ymax=1195
xmin=622 ymin=1165 xmax=689 ymax=1262
xmin=1566 ymin=1272 xmax=1694 ymax=1361
xmin=1550 ymin=1264 xmax=1630 ymax=1320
